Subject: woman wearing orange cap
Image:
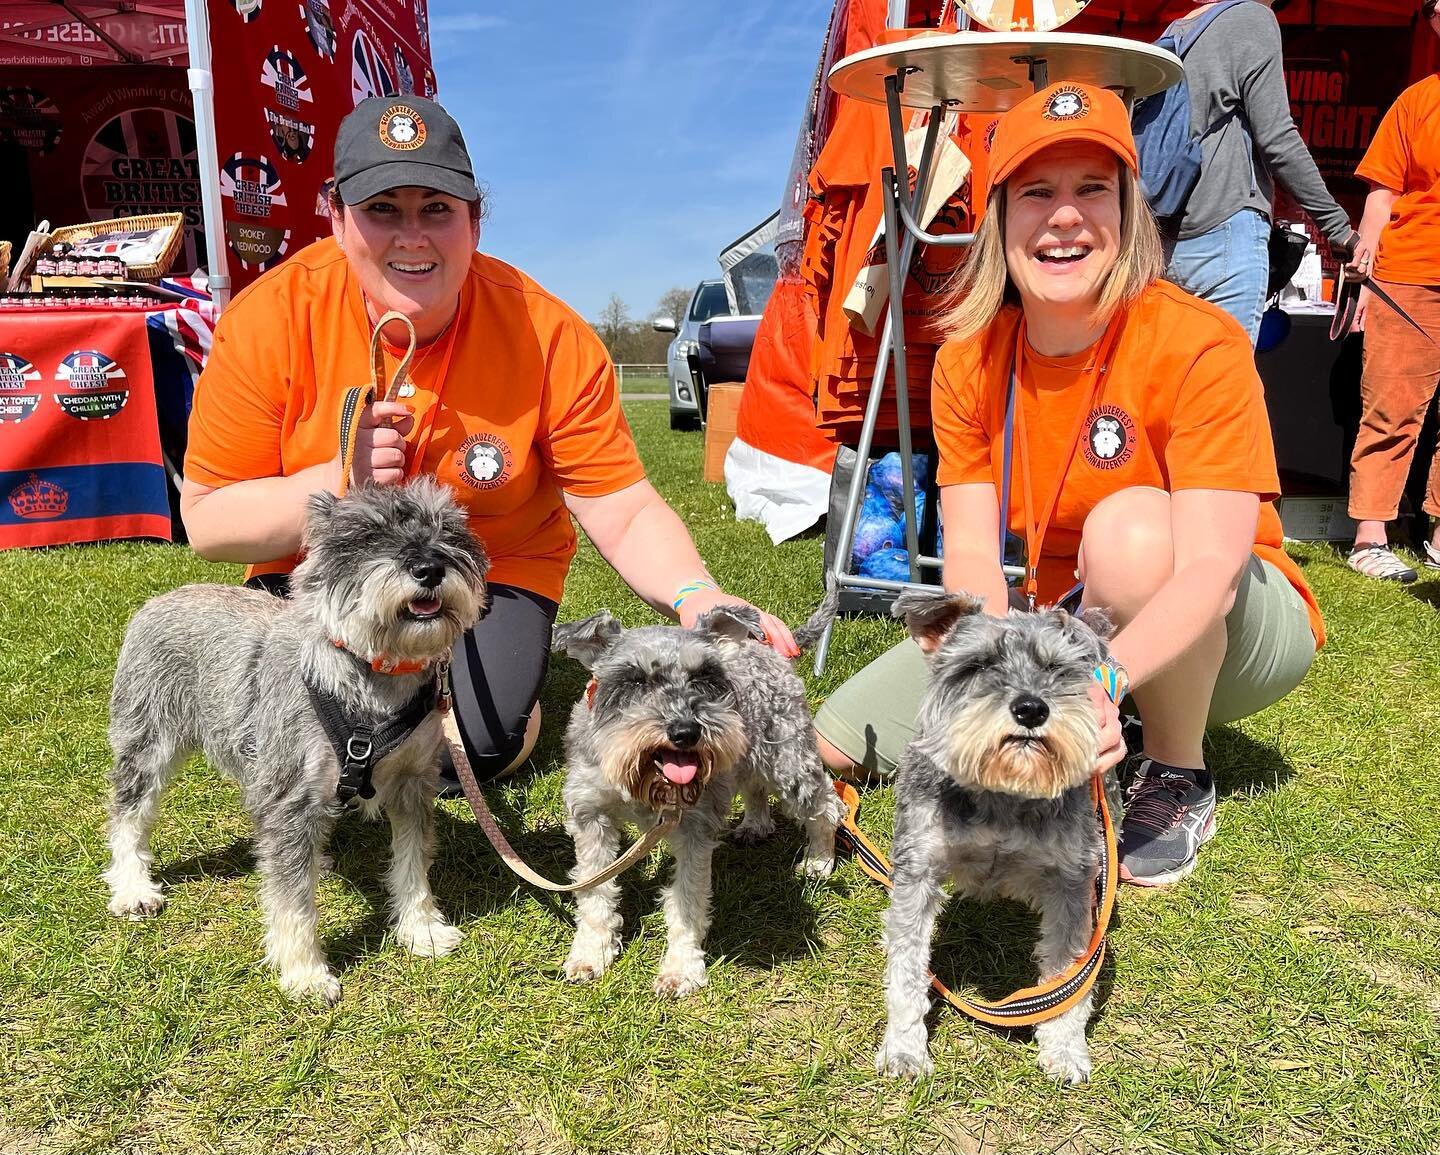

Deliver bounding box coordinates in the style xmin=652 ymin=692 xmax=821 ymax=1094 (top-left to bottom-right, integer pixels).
xmin=815 ymin=82 xmax=1323 ymax=887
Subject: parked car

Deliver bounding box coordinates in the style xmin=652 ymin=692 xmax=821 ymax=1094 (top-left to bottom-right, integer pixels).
xmin=652 ymin=279 xmax=734 ymax=430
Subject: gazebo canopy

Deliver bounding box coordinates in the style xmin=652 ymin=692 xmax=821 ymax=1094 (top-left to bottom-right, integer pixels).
xmin=0 ymin=1 xmax=188 ymax=66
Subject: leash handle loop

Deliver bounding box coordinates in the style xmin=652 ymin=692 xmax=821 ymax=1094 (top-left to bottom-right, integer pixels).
xmin=336 ymin=311 xmax=418 ymax=497
xmin=833 ymin=776 xmax=1117 ymax=1028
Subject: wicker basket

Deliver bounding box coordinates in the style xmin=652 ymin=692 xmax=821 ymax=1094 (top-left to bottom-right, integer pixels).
xmin=0 ymin=240 xmax=10 ymax=282
xmin=46 ymin=213 xmax=186 ymax=280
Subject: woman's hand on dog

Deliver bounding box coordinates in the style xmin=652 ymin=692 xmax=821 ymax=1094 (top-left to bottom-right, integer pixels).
xmin=677 ymin=589 xmax=800 ymax=658
xmin=1087 ymin=680 xmax=1126 ymax=776
xmin=336 ymin=400 xmax=415 ymax=488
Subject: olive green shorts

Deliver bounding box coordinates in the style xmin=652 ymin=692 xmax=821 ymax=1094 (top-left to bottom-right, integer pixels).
xmin=814 ymin=556 xmax=1317 ymax=780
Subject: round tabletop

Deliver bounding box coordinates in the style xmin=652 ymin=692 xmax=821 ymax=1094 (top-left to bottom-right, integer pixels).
xmin=827 ymin=31 xmax=1183 ymax=112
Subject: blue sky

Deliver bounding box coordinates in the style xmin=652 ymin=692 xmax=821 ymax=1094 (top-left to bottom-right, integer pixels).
xmin=426 ymin=1 xmax=832 ymax=323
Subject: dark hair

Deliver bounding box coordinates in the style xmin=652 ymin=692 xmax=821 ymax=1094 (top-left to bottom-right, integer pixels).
xmin=1426 ymin=0 xmax=1438 ymax=17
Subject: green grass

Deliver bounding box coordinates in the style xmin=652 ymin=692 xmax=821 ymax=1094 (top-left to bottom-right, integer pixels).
xmin=3 ymin=400 xmax=1439 ymax=1154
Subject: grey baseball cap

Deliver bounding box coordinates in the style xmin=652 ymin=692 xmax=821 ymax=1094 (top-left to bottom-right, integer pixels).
xmin=333 ymin=95 xmax=479 ymax=205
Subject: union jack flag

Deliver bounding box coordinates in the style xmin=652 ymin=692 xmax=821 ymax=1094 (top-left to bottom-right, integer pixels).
xmin=351 ymin=29 xmax=396 ymax=106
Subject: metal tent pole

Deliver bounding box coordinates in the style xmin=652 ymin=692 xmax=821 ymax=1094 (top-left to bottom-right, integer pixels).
xmin=184 ymin=0 xmax=232 ymax=310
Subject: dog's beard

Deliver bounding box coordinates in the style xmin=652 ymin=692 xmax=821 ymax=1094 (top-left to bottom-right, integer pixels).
xmin=314 ymin=562 xmax=483 ymax=664
xmin=933 ymin=697 xmax=1098 ymax=800
xmin=598 ymin=716 xmax=748 ymax=810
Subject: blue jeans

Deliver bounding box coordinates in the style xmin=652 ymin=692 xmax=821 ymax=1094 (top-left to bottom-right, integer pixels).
xmin=1164 ymin=208 xmax=1270 ymax=346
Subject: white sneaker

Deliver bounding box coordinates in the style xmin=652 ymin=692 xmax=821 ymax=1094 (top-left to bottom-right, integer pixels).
xmin=1348 ymin=543 xmax=1418 ymax=583
xmin=1424 ymin=541 xmax=1440 ymax=571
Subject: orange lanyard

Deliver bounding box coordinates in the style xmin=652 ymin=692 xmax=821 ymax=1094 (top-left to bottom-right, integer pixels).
xmin=368 ymin=302 xmax=463 ymax=477
xmin=1009 ymin=313 xmax=1124 ymax=610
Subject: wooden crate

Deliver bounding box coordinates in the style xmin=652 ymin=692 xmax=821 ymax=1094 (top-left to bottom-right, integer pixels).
xmin=702 ymin=382 xmax=744 ymax=483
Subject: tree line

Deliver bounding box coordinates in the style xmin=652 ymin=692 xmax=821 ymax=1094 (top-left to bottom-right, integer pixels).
xmin=590 ymin=286 xmax=692 ymax=364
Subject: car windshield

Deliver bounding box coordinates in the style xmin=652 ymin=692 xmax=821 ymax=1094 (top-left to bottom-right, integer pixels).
xmin=689 ymin=282 xmax=731 ymax=323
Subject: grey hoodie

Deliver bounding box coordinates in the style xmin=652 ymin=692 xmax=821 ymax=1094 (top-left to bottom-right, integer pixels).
xmin=1170 ymin=1 xmax=1352 ymax=247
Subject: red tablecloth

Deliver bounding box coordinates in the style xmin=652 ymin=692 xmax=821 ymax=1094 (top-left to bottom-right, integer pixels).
xmin=0 ymin=298 xmax=216 ymax=548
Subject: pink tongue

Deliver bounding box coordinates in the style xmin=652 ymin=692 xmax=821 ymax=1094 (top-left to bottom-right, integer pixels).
xmin=662 ymin=752 xmax=700 ymax=785
xmin=409 ymin=597 xmax=441 ymax=615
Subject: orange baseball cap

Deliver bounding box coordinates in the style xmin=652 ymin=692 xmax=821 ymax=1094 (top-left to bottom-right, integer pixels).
xmin=985 ymin=82 xmax=1138 ymax=202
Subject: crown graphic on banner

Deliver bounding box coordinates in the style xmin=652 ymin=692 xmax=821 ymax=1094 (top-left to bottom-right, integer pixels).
xmin=8 ymin=473 xmax=68 ymax=520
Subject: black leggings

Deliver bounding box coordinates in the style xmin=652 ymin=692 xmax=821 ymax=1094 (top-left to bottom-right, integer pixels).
xmin=246 ymin=575 xmax=557 ymax=782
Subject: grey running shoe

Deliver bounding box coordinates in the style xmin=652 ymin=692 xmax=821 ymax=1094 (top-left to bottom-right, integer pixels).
xmin=1118 ymin=760 xmax=1217 ymax=887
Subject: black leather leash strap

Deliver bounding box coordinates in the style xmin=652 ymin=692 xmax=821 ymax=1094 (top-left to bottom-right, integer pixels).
xmin=1331 ymin=270 xmax=1434 ymax=343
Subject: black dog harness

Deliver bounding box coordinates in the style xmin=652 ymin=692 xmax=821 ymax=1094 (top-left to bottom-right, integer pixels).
xmin=305 ymin=672 xmax=443 ymax=804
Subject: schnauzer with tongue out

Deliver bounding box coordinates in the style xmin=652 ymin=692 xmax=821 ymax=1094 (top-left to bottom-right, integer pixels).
xmin=551 ymin=600 xmax=844 ymax=998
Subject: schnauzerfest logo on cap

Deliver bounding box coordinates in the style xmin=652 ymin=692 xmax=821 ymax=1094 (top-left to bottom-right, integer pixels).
xmin=0 ymin=353 xmax=42 ymax=424
xmin=379 ymin=104 xmax=426 ymax=151
xmin=456 ymin=432 xmax=512 ymax=491
xmin=1043 ymin=86 xmax=1090 ymax=121
xmin=55 ymin=350 xmax=129 ymax=420
xmin=1083 ymin=404 xmax=1135 ymax=471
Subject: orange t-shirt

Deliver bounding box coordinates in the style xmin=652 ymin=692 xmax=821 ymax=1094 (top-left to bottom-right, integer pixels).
xmin=184 ymin=238 xmax=646 ymax=602
xmin=1356 ymin=73 xmax=1440 ymax=286
xmin=931 ymin=280 xmax=1325 ymax=647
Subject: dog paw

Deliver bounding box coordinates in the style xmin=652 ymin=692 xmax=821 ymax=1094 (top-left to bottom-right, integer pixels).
xmin=106 ymin=882 xmax=166 ymax=920
xmin=653 ymin=957 xmax=707 ymax=999
xmin=397 ymin=918 xmax=463 ymax=958
xmin=731 ymin=817 xmax=777 ymax=846
xmin=279 ymin=966 xmax=342 ymax=1006
xmin=1037 ymin=1045 xmax=1092 ymax=1086
xmin=797 ymin=852 xmax=836 ymax=879
xmin=563 ymin=935 xmax=619 ymax=983
xmin=875 ymin=1040 xmax=933 ymax=1080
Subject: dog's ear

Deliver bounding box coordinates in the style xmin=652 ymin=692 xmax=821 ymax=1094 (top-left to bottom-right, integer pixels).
xmin=693 ymin=604 xmax=766 ymax=644
xmin=891 ymin=589 xmax=985 ymax=654
xmin=1076 ymin=606 xmax=1116 ymax=641
xmin=552 ymin=611 xmax=623 ymax=669
xmin=302 ymin=490 xmax=339 ymax=546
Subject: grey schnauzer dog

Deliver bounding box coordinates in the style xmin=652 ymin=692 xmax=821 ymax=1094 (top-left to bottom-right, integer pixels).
xmin=103 ymin=478 xmax=488 ymax=1003
xmin=552 ymin=598 xmax=845 ymax=998
xmin=876 ymin=589 xmax=1117 ymax=1085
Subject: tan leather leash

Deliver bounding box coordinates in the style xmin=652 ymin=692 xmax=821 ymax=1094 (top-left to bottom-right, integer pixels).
xmin=833 ymin=775 xmax=1118 ymax=1027
xmin=438 ymin=675 xmax=679 ymax=893
xmin=337 ymin=309 xmax=418 ymax=497
xmin=331 ymin=313 xmax=675 ymax=891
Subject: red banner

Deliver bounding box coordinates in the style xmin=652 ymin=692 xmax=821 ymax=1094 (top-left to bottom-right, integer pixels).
xmin=0 ymin=306 xmax=171 ymax=548
xmin=207 ymin=0 xmax=436 ymax=292
xmin=0 ymin=2 xmax=189 ymax=67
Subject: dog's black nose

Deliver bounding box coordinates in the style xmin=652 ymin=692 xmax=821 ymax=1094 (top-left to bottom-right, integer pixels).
xmin=666 ymin=719 xmax=702 ymax=748
xmin=409 ymin=561 xmax=445 ymax=588
xmin=1010 ymin=695 xmax=1049 ymax=729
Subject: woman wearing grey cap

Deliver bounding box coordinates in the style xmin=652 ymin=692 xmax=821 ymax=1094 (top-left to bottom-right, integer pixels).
xmin=179 ymin=95 xmax=799 ymax=790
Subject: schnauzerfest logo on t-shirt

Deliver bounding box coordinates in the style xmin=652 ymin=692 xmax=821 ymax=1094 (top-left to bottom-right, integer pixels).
xmin=456 ymin=432 xmax=512 ymax=491
xmin=1083 ymin=404 xmax=1135 ymax=470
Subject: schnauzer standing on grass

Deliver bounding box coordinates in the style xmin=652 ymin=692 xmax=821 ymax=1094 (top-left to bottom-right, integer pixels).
xmin=876 ymin=590 xmax=1118 ymax=1086
xmin=552 ymin=599 xmax=845 ymax=998
xmin=103 ymin=478 xmax=488 ymax=1003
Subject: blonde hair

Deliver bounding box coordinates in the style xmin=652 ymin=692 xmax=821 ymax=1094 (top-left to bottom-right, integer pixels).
xmin=939 ymin=165 xmax=1164 ymax=345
